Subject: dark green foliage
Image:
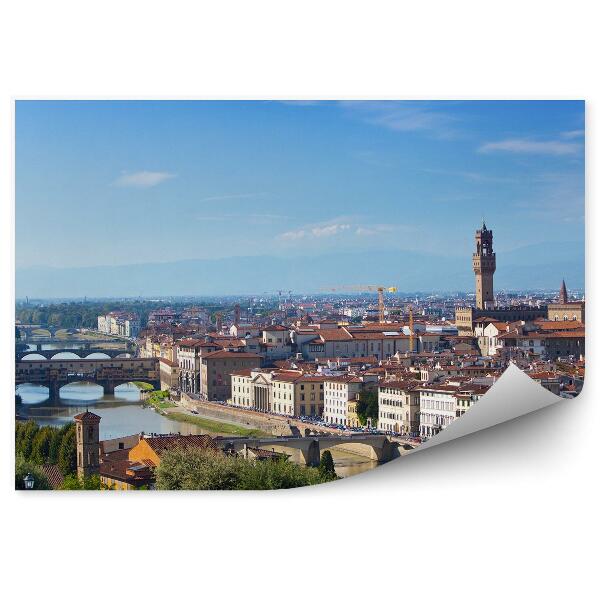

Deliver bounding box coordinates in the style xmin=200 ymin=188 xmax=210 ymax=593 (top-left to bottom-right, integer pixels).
xmin=15 ymin=454 xmax=52 ymax=490
xmin=356 ymin=390 xmax=379 ymax=426
xmin=155 ymin=447 xmax=338 ymax=490
xmin=238 ymin=457 xmax=332 ymax=490
xmin=15 ymin=421 xmax=75 ymax=469
xmin=49 ymin=423 xmax=74 ymax=464
xmin=15 ymin=420 xmax=39 ymax=460
xmin=30 ymin=427 xmax=54 ymax=465
xmin=58 ymin=425 xmax=77 ymax=475
xmin=318 ymin=450 xmax=337 ymax=480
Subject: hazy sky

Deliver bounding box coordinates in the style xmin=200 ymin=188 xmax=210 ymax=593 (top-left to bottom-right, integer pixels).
xmin=16 ymin=100 xmax=584 ymax=269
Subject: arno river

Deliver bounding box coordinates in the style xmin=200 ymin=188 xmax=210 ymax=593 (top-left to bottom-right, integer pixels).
xmin=17 ymin=346 xmax=377 ymax=478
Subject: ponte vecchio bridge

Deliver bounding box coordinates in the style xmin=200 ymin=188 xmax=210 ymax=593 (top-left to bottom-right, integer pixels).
xmin=16 ymin=348 xmax=133 ymax=361
xmin=16 ymin=357 xmax=160 ymax=402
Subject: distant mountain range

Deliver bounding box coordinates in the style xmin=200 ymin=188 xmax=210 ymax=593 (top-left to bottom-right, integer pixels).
xmin=16 ymin=241 xmax=584 ymax=299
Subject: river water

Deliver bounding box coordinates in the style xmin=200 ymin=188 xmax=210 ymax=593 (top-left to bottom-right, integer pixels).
xmin=16 ymin=379 xmax=378 ymax=479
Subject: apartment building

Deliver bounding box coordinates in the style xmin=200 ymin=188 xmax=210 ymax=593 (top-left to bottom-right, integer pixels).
xmin=418 ymin=384 xmax=459 ymax=438
xmin=378 ymin=381 xmax=421 ymax=435
xmin=322 ymin=374 xmax=378 ymax=426
xmin=97 ymin=311 xmax=140 ymax=338
xmin=200 ymin=350 xmax=262 ymax=402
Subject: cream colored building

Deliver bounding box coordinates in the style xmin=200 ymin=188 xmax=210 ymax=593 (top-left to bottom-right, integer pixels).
xmin=323 ymin=375 xmax=378 ymax=426
xmin=229 ymin=369 xmax=326 ymax=417
xmin=378 ymin=381 xmax=421 ymax=435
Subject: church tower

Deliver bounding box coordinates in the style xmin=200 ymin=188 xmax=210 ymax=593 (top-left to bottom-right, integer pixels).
xmin=472 ymin=221 xmax=496 ymax=309
xmin=558 ymin=279 xmax=568 ymax=304
xmin=74 ymin=411 xmax=101 ymax=479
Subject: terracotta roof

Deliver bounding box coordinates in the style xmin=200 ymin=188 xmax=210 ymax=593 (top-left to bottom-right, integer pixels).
xmin=100 ymin=459 xmax=154 ymax=485
xmin=143 ymin=434 xmax=218 ymax=454
xmin=231 ymin=369 xmax=253 ymax=378
xmin=40 ymin=464 xmax=65 ymax=489
xmin=159 ymin=357 xmax=177 ymax=367
xmin=73 ymin=411 xmax=101 ymax=422
xmin=535 ymin=320 xmax=584 ymax=331
xmin=316 ymin=328 xmax=352 ymax=340
xmin=202 ymin=350 xmax=263 ymax=360
xmin=379 ymin=380 xmax=420 ymax=390
xmin=271 ymin=371 xmax=304 ymax=382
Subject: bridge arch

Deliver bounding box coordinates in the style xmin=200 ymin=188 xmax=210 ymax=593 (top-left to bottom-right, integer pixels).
xmin=82 ymin=352 xmax=111 ymax=359
xmin=318 ymin=437 xmax=395 ymax=463
xmin=50 ymin=351 xmax=83 ymax=360
xmin=15 ymin=382 xmax=50 ymax=403
xmin=20 ymin=353 xmax=47 ymax=360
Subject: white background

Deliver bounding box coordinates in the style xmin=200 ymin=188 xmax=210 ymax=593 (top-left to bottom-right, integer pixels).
xmin=0 ymin=2 xmax=597 ymax=599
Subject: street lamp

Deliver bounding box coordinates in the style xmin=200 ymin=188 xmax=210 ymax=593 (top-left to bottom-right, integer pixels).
xmin=23 ymin=473 xmax=35 ymax=490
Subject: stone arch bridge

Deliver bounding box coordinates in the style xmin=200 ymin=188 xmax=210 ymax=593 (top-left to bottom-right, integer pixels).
xmin=16 ymin=325 xmax=79 ymax=339
xmin=17 ymin=348 xmax=133 ymax=361
xmin=16 ymin=357 xmax=159 ymax=402
xmin=217 ymin=434 xmax=399 ymax=467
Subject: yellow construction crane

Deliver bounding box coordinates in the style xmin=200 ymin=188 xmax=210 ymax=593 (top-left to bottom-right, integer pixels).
xmin=321 ymin=285 xmax=398 ymax=323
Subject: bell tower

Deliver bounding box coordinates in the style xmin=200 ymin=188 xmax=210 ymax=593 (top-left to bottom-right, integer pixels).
xmin=473 ymin=221 xmax=496 ymax=309
xmin=74 ymin=411 xmax=101 ymax=479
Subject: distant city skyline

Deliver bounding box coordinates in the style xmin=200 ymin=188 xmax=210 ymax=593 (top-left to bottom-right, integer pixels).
xmin=16 ymin=100 xmax=584 ymax=296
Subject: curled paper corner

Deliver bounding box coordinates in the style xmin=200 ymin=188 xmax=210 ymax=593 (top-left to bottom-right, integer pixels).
xmin=415 ymin=363 xmax=564 ymax=452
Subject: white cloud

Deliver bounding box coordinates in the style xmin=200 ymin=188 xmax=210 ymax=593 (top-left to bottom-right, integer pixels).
xmin=279 ymin=229 xmax=307 ymax=241
xmin=114 ymin=170 xmax=176 ymax=188
xmin=356 ymin=224 xmax=395 ymax=236
xmin=340 ymin=101 xmax=461 ymax=139
xmin=311 ymin=224 xmax=351 ymax=237
xmin=279 ymin=221 xmax=353 ymax=241
xmin=279 ymin=220 xmax=409 ymax=241
xmin=561 ymin=129 xmax=585 ymax=139
xmin=478 ymin=138 xmax=580 ymax=156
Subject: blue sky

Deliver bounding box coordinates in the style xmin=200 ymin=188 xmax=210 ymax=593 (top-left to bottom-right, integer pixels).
xmin=16 ymin=100 xmax=584 ymax=270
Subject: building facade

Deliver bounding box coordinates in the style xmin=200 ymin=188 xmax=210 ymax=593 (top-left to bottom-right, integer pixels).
xmin=378 ymin=382 xmax=420 ymax=435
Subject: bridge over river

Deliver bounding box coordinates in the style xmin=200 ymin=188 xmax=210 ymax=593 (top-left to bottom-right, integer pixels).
xmin=16 ymin=357 xmax=159 ymax=402
xmin=16 ymin=348 xmax=133 ymax=361
xmin=217 ymin=433 xmax=399 ymax=466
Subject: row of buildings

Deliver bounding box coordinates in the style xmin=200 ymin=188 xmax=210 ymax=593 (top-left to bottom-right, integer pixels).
xmin=130 ymin=223 xmax=584 ymax=442
xmin=97 ymin=311 xmax=140 ymax=338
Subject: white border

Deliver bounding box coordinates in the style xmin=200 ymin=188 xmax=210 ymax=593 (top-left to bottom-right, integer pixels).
xmin=1 ymin=2 xmax=597 ymax=599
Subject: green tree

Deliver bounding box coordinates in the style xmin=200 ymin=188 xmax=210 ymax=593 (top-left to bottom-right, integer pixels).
xmin=30 ymin=427 xmax=54 ymax=465
xmin=15 ymin=420 xmax=39 ymax=461
xmin=48 ymin=423 xmax=72 ymax=464
xmin=318 ymin=450 xmax=337 ymax=480
xmin=238 ymin=457 xmax=332 ymax=489
xmin=15 ymin=454 xmax=52 ymax=490
xmin=58 ymin=425 xmax=77 ymax=475
xmin=356 ymin=390 xmax=378 ymax=426
xmin=155 ymin=447 xmax=337 ymax=490
xmin=60 ymin=474 xmax=102 ymax=490
xmin=155 ymin=447 xmax=240 ymax=490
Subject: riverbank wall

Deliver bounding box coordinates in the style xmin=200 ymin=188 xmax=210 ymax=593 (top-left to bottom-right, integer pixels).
xmin=180 ymin=393 xmax=295 ymax=436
